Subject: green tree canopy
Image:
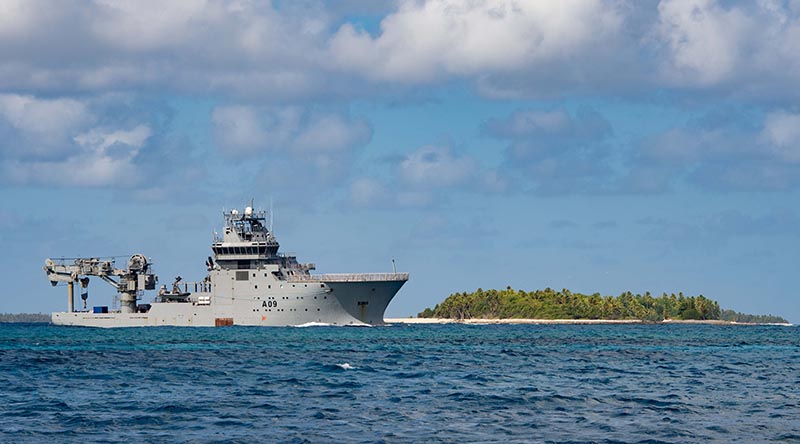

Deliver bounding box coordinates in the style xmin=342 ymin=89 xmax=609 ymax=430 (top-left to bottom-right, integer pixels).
xmin=417 ymin=288 xmax=784 ymax=323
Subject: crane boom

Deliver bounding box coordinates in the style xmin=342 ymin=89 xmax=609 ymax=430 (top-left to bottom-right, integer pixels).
xmin=43 ymin=255 xmax=157 ymax=314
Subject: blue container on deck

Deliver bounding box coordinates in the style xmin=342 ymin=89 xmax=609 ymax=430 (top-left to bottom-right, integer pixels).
xmin=93 ymin=306 xmax=109 ymax=314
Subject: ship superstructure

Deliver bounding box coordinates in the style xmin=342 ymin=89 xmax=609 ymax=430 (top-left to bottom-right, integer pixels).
xmin=43 ymin=205 xmax=408 ymax=327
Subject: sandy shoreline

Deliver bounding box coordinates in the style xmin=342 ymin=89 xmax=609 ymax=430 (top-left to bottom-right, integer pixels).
xmin=384 ymin=318 xmax=793 ymax=326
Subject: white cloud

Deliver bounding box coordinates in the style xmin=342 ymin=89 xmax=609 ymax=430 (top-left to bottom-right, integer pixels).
xmin=627 ymin=109 xmax=800 ymax=192
xmin=485 ymin=107 xmax=614 ymax=194
xmin=90 ymin=0 xmax=221 ymax=51
xmin=211 ymin=106 xmax=271 ymax=155
xmin=210 ymin=105 xmax=373 ymax=200
xmin=484 ymin=108 xmax=611 ymax=141
xmin=0 ymin=94 xmax=91 ymax=158
xmin=398 ymin=144 xmax=477 ymax=188
xmin=211 ymin=105 xmax=372 ymax=156
xmin=330 ymin=0 xmax=623 ymax=83
xmin=3 ymin=124 xmax=151 ymax=187
xmin=0 ymin=0 xmax=38 ymax=38
xmin=762 ymin=111 xmax=800 ymax=163
xmin=73 ymin=125 xmax=151 ymax=156
xmin=292 ymin=114 xmax=372 ymax=153
xmin=656 ymin=0 xmax=751 ymax=85
xmin=0 ymin=94 xmax=161 ymax=188
xmin=348 ymin=177 xmax=389 ymax=207
xmin=0 ymin=1 xmax=799 ymax=102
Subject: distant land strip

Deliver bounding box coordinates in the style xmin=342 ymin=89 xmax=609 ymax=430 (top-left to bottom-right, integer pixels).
xmin=0 ymin=313 xmax=50 ymax=323
xmin=386 ymin=318 xmax=793 ymax=326
xmin=415 ymin=287 xmax=789 ymax=325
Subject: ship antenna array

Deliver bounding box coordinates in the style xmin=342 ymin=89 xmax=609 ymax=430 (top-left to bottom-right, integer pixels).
xmin=270 ymin=196 xmax=274 ymax=234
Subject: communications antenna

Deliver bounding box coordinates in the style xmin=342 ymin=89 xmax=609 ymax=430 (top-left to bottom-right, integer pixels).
xmin=269 ymin=196 xmax=274 ymax=234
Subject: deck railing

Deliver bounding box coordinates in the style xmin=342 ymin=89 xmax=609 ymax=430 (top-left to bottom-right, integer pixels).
xmin=287 ymin=273 xmax=409 ymax=283
xmin=181 ymin=281 xmax=212 ymax=293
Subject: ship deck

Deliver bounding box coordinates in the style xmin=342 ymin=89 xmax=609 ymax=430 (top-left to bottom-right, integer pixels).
xmin=288 ymin=273 xmax=409 ymax=283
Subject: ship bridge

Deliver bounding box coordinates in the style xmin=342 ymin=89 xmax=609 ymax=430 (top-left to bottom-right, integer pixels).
xmin=210 ymin=205 xmax=314 ymax=275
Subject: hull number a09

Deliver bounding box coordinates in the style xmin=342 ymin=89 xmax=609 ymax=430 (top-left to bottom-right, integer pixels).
xmin=262 ymin=301 xmax=278 ymax=308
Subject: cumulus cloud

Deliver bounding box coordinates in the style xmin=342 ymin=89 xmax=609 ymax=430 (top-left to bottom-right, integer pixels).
xmin=398 ymin=145 xmax=477 ymax=188
xmin=211 ymin=106 xmax=271 ymax=155
xmin=654 ymin=0 xmax=800 ymax=99
xmin=0 ymin=94 xmax=92 ymax=159
xmin=211 ymin=105 xmax=372 ymax=156
xmin=0 ymin=0 xmax=335 ymax=99
xmin=349 ymin=177 xmax=390 ymax=208
xmin=484 ymin=107 xmax=615 ymax=194
xmin=0 ymin=94 xmax=196 ymax=190
xmin=348 ymin=143 xmax=508 ymax=208
xmin=762 ymin=111 xmax=800 ymax=163
xmin=330 ymin=0 xmax=624 ymax=83
xmin=0 ymin=0 xmax=796 ymax=102
xmin=210 ymin=104 xmax=373 ymax=201
xmin=655 ymin=0 xmax=751 ymax=86
xmin=2 ymin=124 xmax=152 ymax=187
xmin=627 ymin=110 xmax=800 ymax=192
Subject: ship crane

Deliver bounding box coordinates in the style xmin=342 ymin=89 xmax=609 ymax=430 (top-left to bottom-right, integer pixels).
xmin=43 ymin=254 xmax=157 ymax=314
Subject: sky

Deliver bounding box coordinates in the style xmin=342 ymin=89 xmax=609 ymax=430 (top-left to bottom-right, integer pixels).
xmin=0 ymin=0 xmax=798 ymax=322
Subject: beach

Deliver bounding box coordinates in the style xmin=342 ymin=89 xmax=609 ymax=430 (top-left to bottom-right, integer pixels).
xmin=385 ymin=317 xmax=793 ymax=326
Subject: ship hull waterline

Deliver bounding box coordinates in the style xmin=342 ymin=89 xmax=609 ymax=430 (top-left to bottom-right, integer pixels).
xmin=52 ymin=279 xmax=405 ymax=328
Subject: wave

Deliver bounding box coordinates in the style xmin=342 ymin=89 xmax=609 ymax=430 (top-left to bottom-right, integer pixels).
xmin=292 ymin=322 xmax=332 ymax=328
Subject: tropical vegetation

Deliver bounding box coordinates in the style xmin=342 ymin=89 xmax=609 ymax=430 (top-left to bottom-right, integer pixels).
xmin=418 ymin=287 xmax=787 ymax=323
xmin=719 ymin=309 xmax=787 ymax=324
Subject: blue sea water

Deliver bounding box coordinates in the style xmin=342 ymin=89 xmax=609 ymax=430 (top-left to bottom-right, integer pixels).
xmin=0 ymin=323 xmax=798 ymax=443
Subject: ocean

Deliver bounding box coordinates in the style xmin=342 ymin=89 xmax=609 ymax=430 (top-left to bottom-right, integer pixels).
xmin=0 ymin=323 xmax=798 ymax=443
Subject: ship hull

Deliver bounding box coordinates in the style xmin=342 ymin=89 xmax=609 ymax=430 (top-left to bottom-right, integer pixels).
xmin=51 ymin=278 xmax=406 ymax=328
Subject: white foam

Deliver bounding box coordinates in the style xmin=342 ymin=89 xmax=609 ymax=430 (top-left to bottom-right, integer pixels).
xmin=336 ymin=362 xmax=355 ymax=370
xmin=293 ymin=322 xmax=332 ymax=328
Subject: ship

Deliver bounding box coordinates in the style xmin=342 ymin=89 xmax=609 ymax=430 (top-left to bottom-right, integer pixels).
xmin=43 ymin=205 xmax=408 ymax=327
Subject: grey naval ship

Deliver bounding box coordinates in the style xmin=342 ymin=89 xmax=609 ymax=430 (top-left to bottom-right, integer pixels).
xmin=43 ymin=205 xmax=408 ymax=327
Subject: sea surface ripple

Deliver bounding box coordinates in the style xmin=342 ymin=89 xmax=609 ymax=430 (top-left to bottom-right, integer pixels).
xmin=1 ymin=323 xmax=798 ymax=443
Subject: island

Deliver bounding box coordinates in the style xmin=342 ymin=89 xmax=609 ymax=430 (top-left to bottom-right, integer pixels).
xmin=412 ymin=287 xmax=789 ymax=324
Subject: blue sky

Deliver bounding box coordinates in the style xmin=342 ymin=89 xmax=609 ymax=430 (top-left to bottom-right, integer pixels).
xmin=1 ymin=0 xmax=798 ymax=321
